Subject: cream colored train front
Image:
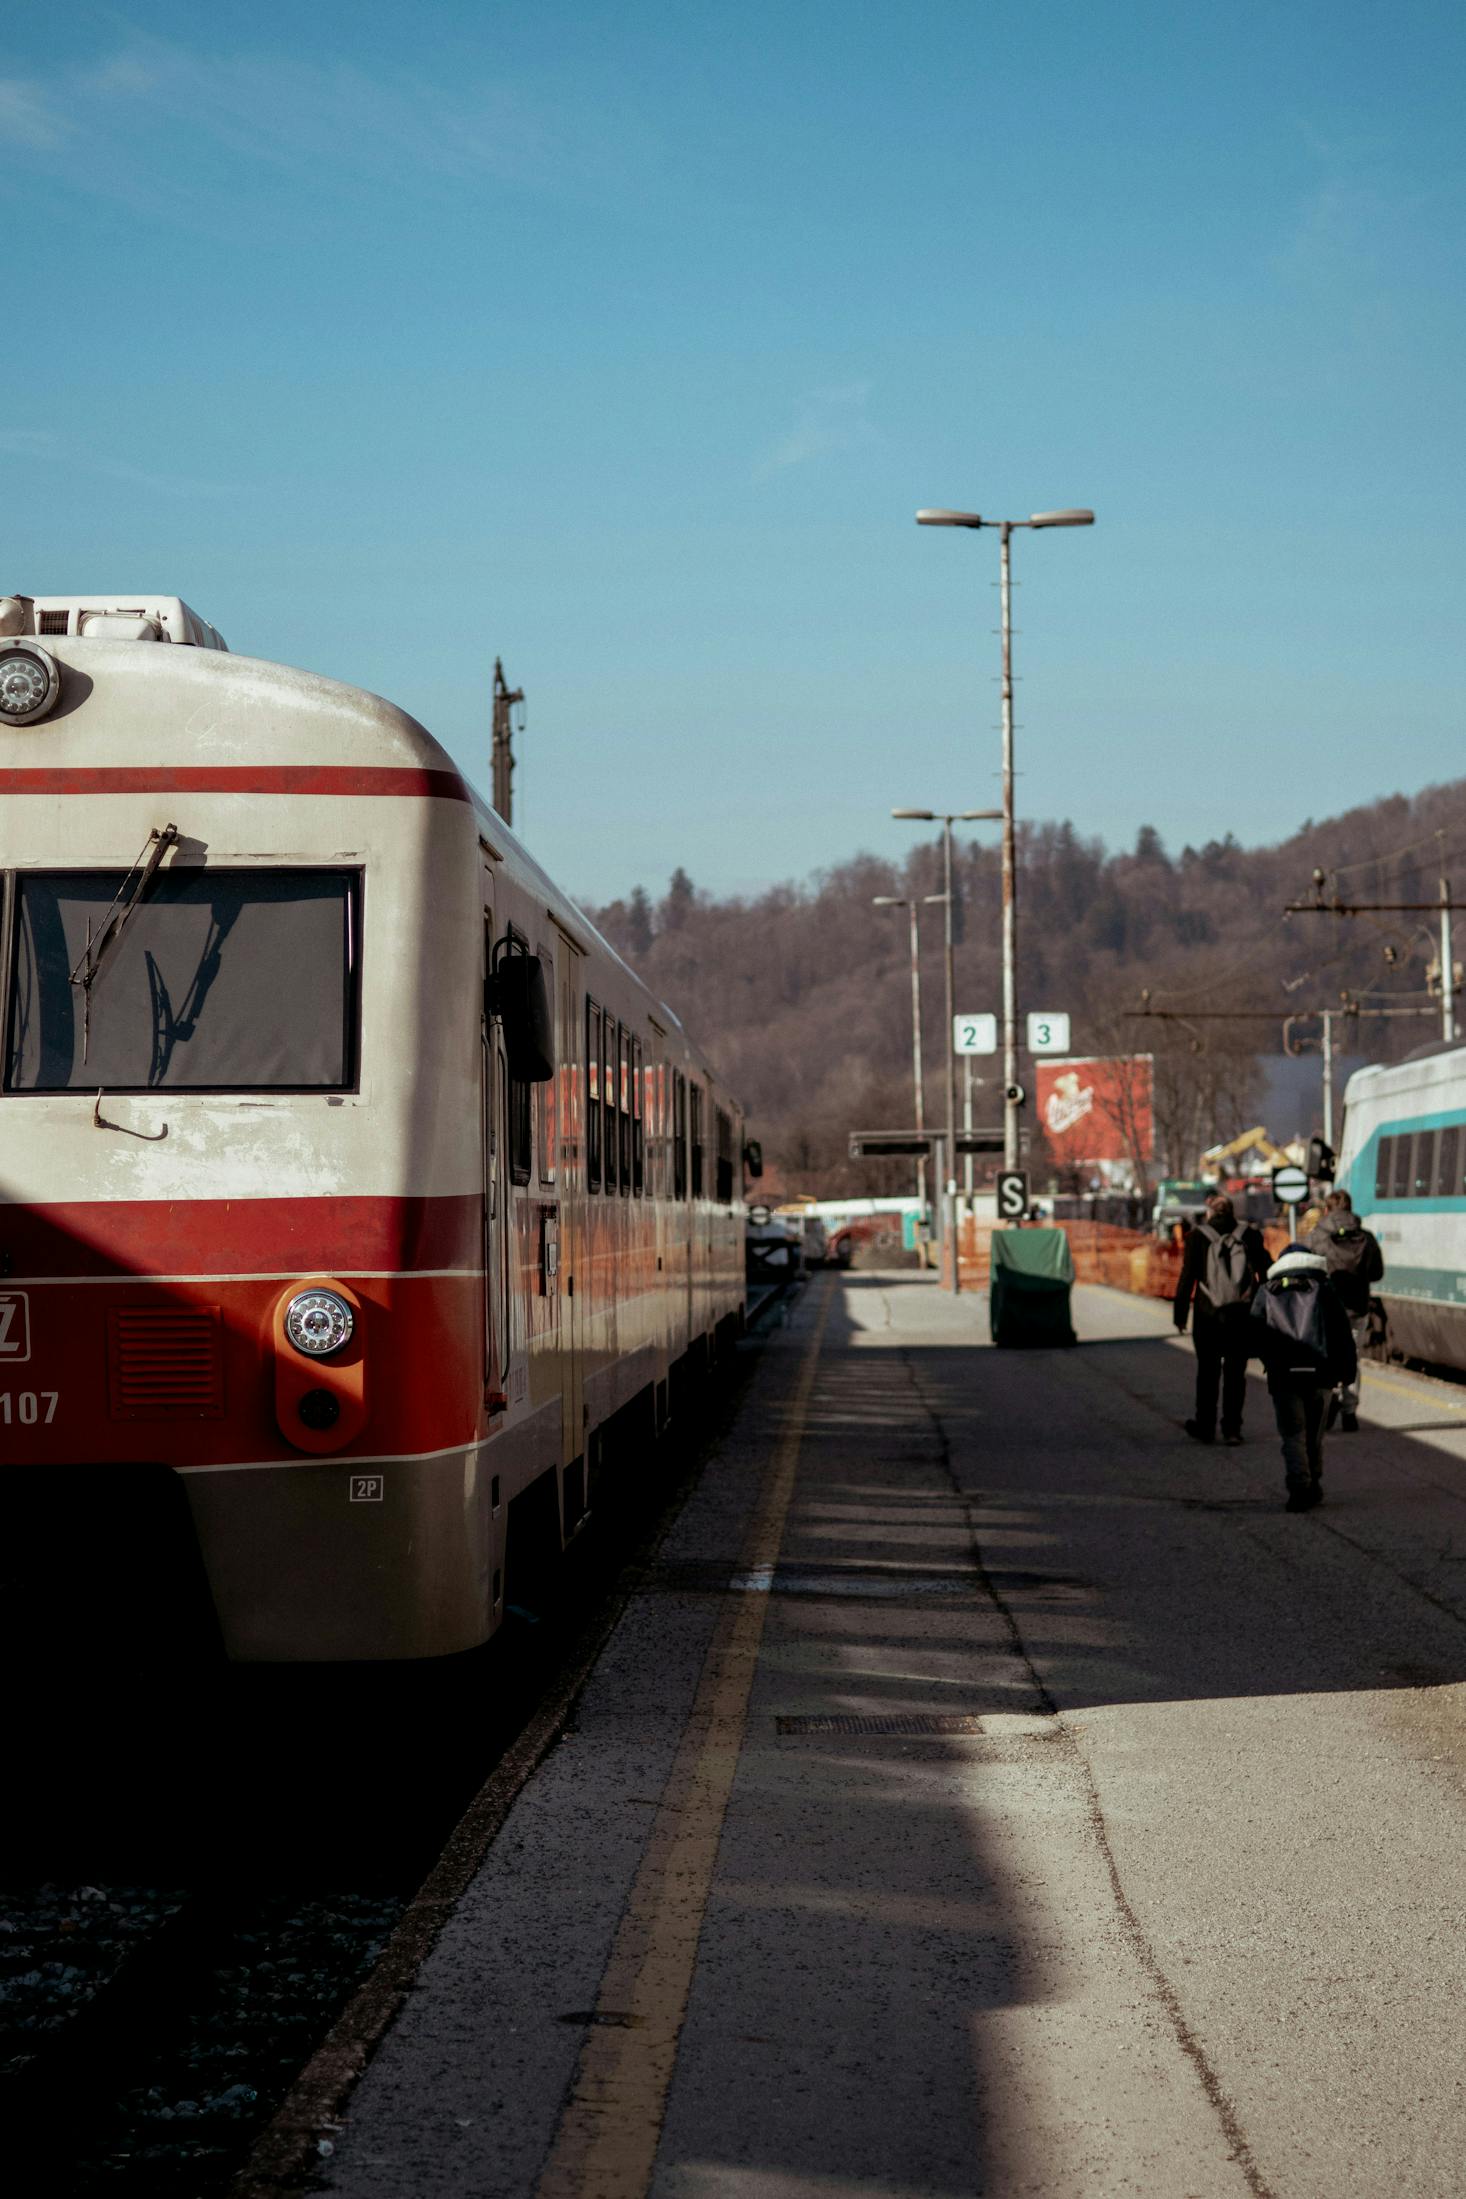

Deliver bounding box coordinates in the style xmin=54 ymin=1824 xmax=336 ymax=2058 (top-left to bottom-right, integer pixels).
xmin=0 ymin=594 xmax=746 ymax=1659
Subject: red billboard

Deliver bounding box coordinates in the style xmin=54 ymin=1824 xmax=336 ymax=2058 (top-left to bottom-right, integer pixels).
xmin=1035 ymin=1055 xmax=1154 ymax=1167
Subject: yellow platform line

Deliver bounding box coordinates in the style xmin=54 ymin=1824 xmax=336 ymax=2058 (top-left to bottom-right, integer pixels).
xmin=535 ymin=1276 xmax=834 ymax=2199
xmin=1362 ymin=1365 xmax=1466 ymax=1413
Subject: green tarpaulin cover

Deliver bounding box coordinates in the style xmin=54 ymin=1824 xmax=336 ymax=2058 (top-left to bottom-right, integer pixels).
xmin=989 ymin=1226 xmax=1076 ymax=1346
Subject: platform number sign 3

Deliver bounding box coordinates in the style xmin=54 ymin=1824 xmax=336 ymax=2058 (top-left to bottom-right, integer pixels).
xmin=997 ymin=1171 xmax=1029 ymax=1221
xmin=1026 ymin=1012 xmax=1070 ymax=1055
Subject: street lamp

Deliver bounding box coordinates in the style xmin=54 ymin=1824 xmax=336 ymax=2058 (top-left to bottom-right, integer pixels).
xmin=872 ymin=895 xmax=929 ymax=1232
xmin=891 ymin=807 xmax=1001 ymax=1292
xmin=916 ymin=504 xmax=1095 ymax=1177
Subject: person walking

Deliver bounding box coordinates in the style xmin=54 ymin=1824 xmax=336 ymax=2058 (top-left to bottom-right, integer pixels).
xmin=1250 ymin=1241 xmax=1358 ymax=1510
xmin=1172 ymin=1192 xmax=1270 ymax=1445
xmin=1306 ymin=1188 xmax=1383 ymax=1432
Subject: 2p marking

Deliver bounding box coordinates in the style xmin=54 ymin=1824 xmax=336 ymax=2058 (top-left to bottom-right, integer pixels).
xmin=350 ymin=1475 xmax=384 ymax=1503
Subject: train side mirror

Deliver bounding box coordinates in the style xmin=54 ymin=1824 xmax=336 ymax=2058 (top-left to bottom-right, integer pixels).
xmin=1308 ymin=1136 xmax=1336 ymax=1182
xmin=489 ymin=950 xmax=555 ymax=1083
xmin=743 ymin=1139 xmax=764 ymax=1180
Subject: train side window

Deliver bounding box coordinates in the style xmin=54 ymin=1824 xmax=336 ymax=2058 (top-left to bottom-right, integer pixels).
xmin=604 ymin=1017 xmax=619 ymax=1192
xmin=618 ymin=1026 xmax=631 ymax=1194
xmin=1390 ymin=1133 xmax=1413 ymax=1201
xmin=655 ymin=1062 xmax=667 ymax=1197
xmin=538 ymin=951 xmax=556 ymax=1185
xmin=673 ymin=1072 xmax=687 ymax=1198
xmin=715 ymin=1106 xmax=734 ymax=1203
xmin=1439 ymin=1124 xmax=1462 ymax=1198
xmin=586 ymin=1002 xmax=602 ymax=1192
xmin=499 ymin=927 xmax=532 ymax=1186
xmin=632 ymin=1035 xmax=644 ymax=1195
xmin=690 ymin=1083 xmax=704 ymax=1198
xmin=1375 ymin=1136 xmax=1393 ymax=1201
xmin=1413 ymin=1129 xmax=1437 ymax=1199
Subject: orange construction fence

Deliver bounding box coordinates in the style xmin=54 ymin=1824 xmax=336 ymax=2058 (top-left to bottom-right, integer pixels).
xmin=956 ymin=1217 xmax=1292 ymax=1299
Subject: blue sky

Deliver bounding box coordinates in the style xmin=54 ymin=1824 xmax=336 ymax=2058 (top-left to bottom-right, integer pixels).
xmin=5 ymin=1 xmax=1464 ymax=905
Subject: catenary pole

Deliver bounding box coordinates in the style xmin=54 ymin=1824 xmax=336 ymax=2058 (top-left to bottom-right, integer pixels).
xmin=943 ymin=818 xmax=959 ymax=1290
xmin=999 ymin=522 xmax=1019 ymax=1172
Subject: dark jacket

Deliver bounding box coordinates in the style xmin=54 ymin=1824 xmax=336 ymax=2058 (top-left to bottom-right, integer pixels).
xmin=1250 ymin=1246 xmax=1359 ymax=1387
xmin=1173 ymin=1220 xmax=1270 ymax=1331
xmin=1304 ymin=1214 xmax=1384 ymax=1318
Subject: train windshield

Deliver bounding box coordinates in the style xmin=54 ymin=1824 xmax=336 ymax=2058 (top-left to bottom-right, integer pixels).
xmin=4 ymin=868 xmax=358 ymax=1092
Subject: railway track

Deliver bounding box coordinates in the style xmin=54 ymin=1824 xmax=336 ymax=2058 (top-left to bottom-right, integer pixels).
xmin=0 ymin=1347 xmax=758 ymax=2196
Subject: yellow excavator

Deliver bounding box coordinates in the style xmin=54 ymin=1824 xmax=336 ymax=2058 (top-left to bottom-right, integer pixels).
xmin=1201 ymin=1125 xmax=1294 ymax=1173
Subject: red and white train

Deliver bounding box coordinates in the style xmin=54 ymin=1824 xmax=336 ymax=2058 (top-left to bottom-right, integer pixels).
xmin=0 ymin=594 xmax=748 ymax=1661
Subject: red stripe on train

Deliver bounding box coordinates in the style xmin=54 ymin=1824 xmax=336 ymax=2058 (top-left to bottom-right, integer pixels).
xmin=0 ymin=1195 xmax=483 ymax=1278
xmin=0 ymin=765 xmax=471 ymax=800
xmin=3 ymin=1272 xmax=484 ymax=1467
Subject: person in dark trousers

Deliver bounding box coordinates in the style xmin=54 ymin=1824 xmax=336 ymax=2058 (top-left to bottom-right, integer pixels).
xmin=1306 ymin=1187 xmax=1383 ymax=1432
xmin=1172 ymin=1192 xmax=1270 ymax=1445
xmin=1250 ymin=1241 xmax=1358 ymax=1510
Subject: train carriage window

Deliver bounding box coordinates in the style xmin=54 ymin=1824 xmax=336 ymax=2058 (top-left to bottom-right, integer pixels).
xmin=715 ymin=1106 xmax=734 ymax=1203
xmin=673 ymin=1071 xmax=687 ymax=1199
xmin=655 ymin=1062 xmax=667 ymax=1197
xmin=690 ymin=1083 xmax=704 ymax=1198
xmin=604 ymin=1017 xmax=618 ymax=1192
xmin=1390 ymin=1133 xmax=1413 ymax=1201
xmin=632 ymin=1035 xmax=644 ymax=1195
xmin=1375 ymin=1135 xmax=1394 ymax=1201
xmin=586 ymin=1002 xmax=602 ymax=1192
xmin=503 ymin=926 xmax=534 ymax=1186
xmin=1438 ymin=1124 xmax=1462 ymax=1198
xmin=1413 ymin=1128 xmax=1437 ymax=1200
xmin=538 ymin=951 xmax=556 ymax=1185
xmin=5 ymin=867 xmax=359 ymax=1092
xmin=618 ymin=1027 xmax=631 ymax=1194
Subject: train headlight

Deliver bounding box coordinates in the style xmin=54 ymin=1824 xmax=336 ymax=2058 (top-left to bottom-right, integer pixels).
xmin=0 ymin=640 xmax=60 ymax=726
xmin=284 ymin=1288 xmax=355 ymax=1357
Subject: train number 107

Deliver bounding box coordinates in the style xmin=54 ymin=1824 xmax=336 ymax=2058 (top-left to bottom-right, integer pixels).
xmin=1 ymin=1391 xmax=58 ymax=1424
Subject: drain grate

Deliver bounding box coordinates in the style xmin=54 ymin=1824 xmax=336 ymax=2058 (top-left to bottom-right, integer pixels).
xmin=779 ymin=1712 xmax=986 ymax=1736
xmin=777 ymin=1710 xmax=1059 ymax=1738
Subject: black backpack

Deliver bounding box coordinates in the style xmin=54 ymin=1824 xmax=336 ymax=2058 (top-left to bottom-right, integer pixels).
xmin=1256 ymin=1274 xmax=1334 ymax=1377
xmin=1311 ymin=1221 xmax=1375 ymax=1313
xmin=1198 ymin=1224 xmax=1254 ymax=1311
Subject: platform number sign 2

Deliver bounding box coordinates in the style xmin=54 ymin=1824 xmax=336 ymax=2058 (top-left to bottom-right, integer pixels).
xmin=997 ymin=1171 xmax=1029 ymax=1221
xmin=350 ymin=1475 xmax=384 ymax=1503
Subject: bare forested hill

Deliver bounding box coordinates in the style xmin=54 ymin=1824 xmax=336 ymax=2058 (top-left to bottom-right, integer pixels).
xmin=586 ymin=779 xmax=1466 ymax=1195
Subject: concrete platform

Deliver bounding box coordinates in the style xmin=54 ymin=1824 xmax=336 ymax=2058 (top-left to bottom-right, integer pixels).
xmin=322 ymin=1272 xmax=1466 ymax=2198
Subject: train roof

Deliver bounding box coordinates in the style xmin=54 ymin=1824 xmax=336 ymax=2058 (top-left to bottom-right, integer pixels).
xmin=1342 ymin=1039 xmax=1466 ymax=1109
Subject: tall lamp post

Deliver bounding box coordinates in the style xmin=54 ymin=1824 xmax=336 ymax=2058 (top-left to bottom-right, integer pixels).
xmin=872 ymin=895 xmax=929 ymax=1233
xmin=891 ymin=808 xmax=1000 ymax=1292
xmin=915 ymin=505 xmax=1095 ymax=1176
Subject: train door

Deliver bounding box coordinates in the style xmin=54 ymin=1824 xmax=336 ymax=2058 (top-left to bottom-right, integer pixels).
xmin=555 ymin=934 xmax=584 ymax=1499
xmin=481 ymin=880 xmax=514 ymax=1412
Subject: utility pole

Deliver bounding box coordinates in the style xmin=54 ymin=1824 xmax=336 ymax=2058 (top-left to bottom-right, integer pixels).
xmin=1287 ymin=855 xmax=1465 ymax=1046
xmin=491 ymin=659 xmax=525 ymax=826
xmin=871 ymin=896 xmax=929 ymax=1228
xmin=1440 ymin=842 xmax=1457 ymax=1045
xmin=914 ymin=504 xmax=1093 ymax=1179
xmin=998 ymin=522 xmax=1019 ymax=1172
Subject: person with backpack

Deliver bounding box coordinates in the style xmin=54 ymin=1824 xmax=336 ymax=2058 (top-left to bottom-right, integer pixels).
xmin=1306 ymin=1188 xmax=1384 ymax=1431
xmin=1250 ymin=1241 xmax=1359 ymax=1509
xmin=1173 ymin=1192 xmax=1270 ymax=1445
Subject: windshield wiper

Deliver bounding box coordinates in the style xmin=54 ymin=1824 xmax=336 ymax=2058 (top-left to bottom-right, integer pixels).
xmin=69 ymin=822 xmax=179 ymax=1061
